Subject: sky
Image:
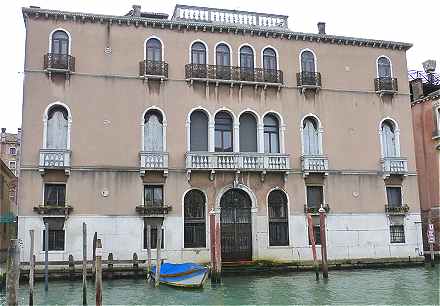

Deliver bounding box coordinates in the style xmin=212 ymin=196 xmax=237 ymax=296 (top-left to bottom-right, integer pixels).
xmin=1 ymin=0 xmax=439 ymax=132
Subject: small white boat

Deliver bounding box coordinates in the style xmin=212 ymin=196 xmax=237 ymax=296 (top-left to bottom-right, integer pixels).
xmin=150 ymin=263 xmax=209 ymax=288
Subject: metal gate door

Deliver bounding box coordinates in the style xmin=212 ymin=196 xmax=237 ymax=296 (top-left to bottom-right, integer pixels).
xmin=220 ymin=189 xmax=252 ymax=261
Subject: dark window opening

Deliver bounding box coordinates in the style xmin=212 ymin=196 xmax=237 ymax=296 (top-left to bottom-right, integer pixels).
xmin=144 ymin=185 xmax=163 ymax=207
xmin=143 ymin=227 xmax=164 ymax=249
xmin=146 ymin=38 xmax=162 ymax=62
xmin=51 ymin=30 xmax=69 ymax=55
xmin=42 ymin=217 xmax=65 ymax=251
xmin=190 ymin=110 xmax=209 ymax=151
xmin=268 ymin=190 xmax=289 ymax=246
xmin=264 ymin=114 xmax=280 ymax=153
xmin=390 ymin=225 xmax=405 ymax=243
xmin=386 ymin=187 xmax=402 ymax=207
xmin=215 ymin=111 xmax=233 ymax=152
xmin=308 ymin=225 xmax=321 ymax=245
xmin=306 ymin=186 xmax=323 ymax=209
xmin=44 ymin=184 xmax=66 ymax=206
xmin=191 ymin=42 xmax=206 ymax=65
xmin=301 ymin=50 xmax=315 ymax=73
xmin=184 ymin=190 xmax=206 ymax=248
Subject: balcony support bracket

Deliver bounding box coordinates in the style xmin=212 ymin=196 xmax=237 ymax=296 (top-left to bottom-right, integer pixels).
xmin=260 ymin=170 xmax=267 ymax=182
xmin=209 ymin=170 xmax=215 ymax=181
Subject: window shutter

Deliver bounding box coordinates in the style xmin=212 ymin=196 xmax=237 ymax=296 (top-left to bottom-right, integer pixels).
xmin=239 ymin=113 xmax=257 ymax=152
xmin=190 ymin=111 xmax=208 ymax=151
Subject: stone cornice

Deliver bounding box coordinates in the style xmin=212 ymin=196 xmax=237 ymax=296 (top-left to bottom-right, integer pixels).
xmin=22 ymin=7 xmax=412 ymax=51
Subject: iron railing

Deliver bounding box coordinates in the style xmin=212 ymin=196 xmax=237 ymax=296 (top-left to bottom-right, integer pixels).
xmin=185 ymin=64 xmax=283 ymax=84
xmin=304 ymin=204 xmax=330 ymax=214
xmin=374 ymin=77 xmax=398 ymax=93
xmin=43 ymin=53 xmax=75 ymax=71
xmin=385 ymin=204 xmax=409 ymax=215
xmin=139 ymin=60 xmax=169 ymax=78
xmin=33 ymin=205 xmax=73 ymax=216
xmin=135 ymin=205 xmax=172 ymax=215
xmin=296 ymin=71 xmax=322 ymax=87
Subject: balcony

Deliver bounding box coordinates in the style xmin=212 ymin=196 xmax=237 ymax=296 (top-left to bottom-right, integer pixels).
xmin=43 ymin=53 xmax=75 ymax=77
xmin=139 ymin=60 xmax=168 ymax=81
xmin=33 ymin=205 xmax=73 ymax=216
xmin=385 ymin=204 xmax=409 ymax=215
xmin=39 ymin=149 xmax=71 ymax=175
xmin=135 ymin=205 xmax=172 ymax=217
xmin=374 ymin=77 xmax=398 ymax=96
xmin=139 ymin=151 xmax=169 ymax=176
xmin=185 ymin=64 xmax=283 ymax=88
xmin=304 ymin=204 xmax=330 ymax=215
xmin=381 ymin=157 xmax=408 ymax=178
xmin=296 ymin=72 xmax=322 ymax=93
xmin=185 ymin=152 xmax=289 ymax=180
xmin=301 ymin=155 xmax=329 ymax=177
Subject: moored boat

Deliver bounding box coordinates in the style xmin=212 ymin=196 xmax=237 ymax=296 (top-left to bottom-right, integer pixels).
xmin=150 ymin=263 xmax=209 ymax=288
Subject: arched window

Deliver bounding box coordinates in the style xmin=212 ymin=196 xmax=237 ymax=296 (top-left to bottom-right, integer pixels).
xmin=303 ymin=117 xmax=320 ymax=155
xmin=264 ymin=114 xmax=279 ymax=153
xmin=300 ymin=50 xmax=315 ymax=73
xmin=190 ymin=110 xmax=209 ymax=151
xmin=263 ymin=48 xmax=277 ymax=71
xmin=215 ymin=111 xmax=233 ymax=152
xmin=377 ymin=56 xmax=392 ymax=78
xmin=240 ymin=46 xmax=254 ymax=81
xmin=268 ymin=190 xmax=289 ymax=246
xmin=191 ymin=42 xmax=206 ymax=65
xmin=51 ymin=30 xmax=69 ymax=55
xmin=184 ymin=190 xmax=206 ymax=248
xmin=146 ymin=38 xmax=162 ymax=62
xmin=239 ymin=113 xmax=257 ymax=152
xmin=144 ymin=110 xmax=163 ymax=151
xmin=381 ymin=120 xmax=397 ymax=157
xmin=46 ymin=106 xmax=68 ymax=149
xmin=216 ymin=43 xmax=230 ymax=66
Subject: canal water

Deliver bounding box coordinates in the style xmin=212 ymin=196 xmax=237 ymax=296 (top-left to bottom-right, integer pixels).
xmin=1 ymin=266 xmax=439 ymax=305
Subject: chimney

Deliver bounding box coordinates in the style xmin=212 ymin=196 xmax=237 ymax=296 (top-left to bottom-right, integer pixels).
xmin=410 ymin=78 xmax=424 ymax=101
xmin=132 ymin=5 xmax=141 ymax=17
xmin=317 ymin=22 xmax=326 ymax=35
xmin=1 ymin=128 xmax=5 ymax=144
xmin=17 ymin=128 xmax=22 ymax=143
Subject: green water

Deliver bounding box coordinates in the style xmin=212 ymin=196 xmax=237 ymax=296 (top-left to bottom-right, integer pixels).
xmin=1 ymin=266 xmax=439 ymax=305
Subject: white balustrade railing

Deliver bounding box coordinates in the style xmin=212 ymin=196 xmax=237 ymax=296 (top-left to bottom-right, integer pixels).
xmin=186 ymin=152 xmax=289 ymax=171
xmin=301 ymin=155 xmax=329 ymax=173
xmin=172 ymin=5 xmax=288 ymax=29
xmin=381 ymin=157 xmax=408 ymax=174
xmin=39 ymin=149 xmax=71 ymax=169
xmin=140 ymin=151 xmax=169 ymax=170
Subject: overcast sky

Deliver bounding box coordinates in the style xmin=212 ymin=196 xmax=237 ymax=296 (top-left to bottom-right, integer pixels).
xmin=1 ymin=0 xmax=439 ymax=132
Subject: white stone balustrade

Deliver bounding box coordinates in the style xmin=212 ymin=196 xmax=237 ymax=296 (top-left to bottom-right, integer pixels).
xmin=301 ymin=155 xmax=329 ymax=175
xmin=172 ymin=5 xmax=288 ymax=29
xmin=140 ymin=151 xmax=169 ymax=175
xmin=39 ymin=149 xmax=71 ymax=174
xmin=381 ymin=157 xmax=408 ymax=176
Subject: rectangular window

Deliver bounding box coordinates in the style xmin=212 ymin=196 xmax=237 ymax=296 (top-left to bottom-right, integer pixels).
xmin=306 ymin=186 xmax=323 ymax=209
xmin=390 ymin=225 xmax=405 ymax=243
xmin=308 ymin=225 xmax=321 ymax=245
xmin=42 ymin=217 xmax=65 ymax=251
xmin=386 ymin=187 xmax=402 ymax=207
xmin=44 ymin=184 xmax=66 ymax=206
xmin=8 ymin=161 xmax=16 ymax=169
xmin=9 ymin=147 xmax=16 ymax=155
xmin=144 ymin=185 xmax=163 ymax=207
xmin=184 ymin=222 xmax=206 ymax=248
xmin=143 ymin=227 xmax=164 ymax=249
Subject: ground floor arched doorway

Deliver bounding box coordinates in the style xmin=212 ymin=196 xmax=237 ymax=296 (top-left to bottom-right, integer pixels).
xmin=220 ymin=188 xmax=252 ymax=261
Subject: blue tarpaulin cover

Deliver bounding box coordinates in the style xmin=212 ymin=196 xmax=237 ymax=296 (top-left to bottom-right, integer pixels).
xmin=150 ymin=262 xmax=205 ymax=277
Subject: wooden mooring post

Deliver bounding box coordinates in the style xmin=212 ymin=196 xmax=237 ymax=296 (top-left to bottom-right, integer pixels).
xmin=155 ymin=225 xmax=162 ymax=287
xmin=146 ymin=225 xmax=151 ymax=278
xmin=319 ymin=206 xmax=329 ymax=279
xmin=6 ymin=239 xmax=20 ymax=306
xmin=44 ymin=222 xmax=49 ymax=291
xmin=210 ymin=212 xmax=221 ymax=283
xmin=82 ymin=223 xmax=87 ymax=305
xmin=68 ymin=255 xmax=75 ymax=280
xmin=29 ymin=230 xmax=35 ymax=305
xmin=95 ymin=239 xmax=103 ymax=306
xmin=307 ymin=214 xmax=319 ymax=280
xmin=92 ymin=232 xmax=97 ymax=278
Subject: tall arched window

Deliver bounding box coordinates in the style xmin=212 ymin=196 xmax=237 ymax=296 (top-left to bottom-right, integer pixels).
xmin=215 ymin=111 xmax=233 ymax=152
xmin=239 ymin=113 xmax=257 ymax=152
xmin=381 ymin=120 xmax=397 ymax=157
xmin=377 ymin=56 xmax=392 ymax=78
xmin=268 ymin=190 xmax=289 ymax=246
xmin=144 ymin=110 xmax=163 ymax=151
xmin=191 ymin=42 xmax=207 ymax=65
xmin=190 ymin=110 xmax=209 ymax=151
xmin=240 ymin=46 xmax=254 ymax=81
xmin=216 ymin=43 xmax=231 ymax=79
xmin=263 ymin=48 xmax=277 ymax=71
xmin=300 ymin=50 xmax=315 ymax=73
xmin=303 ymin=117 xmax=319 ymax=155
xmin=51 ymin=30 xmax=69 ymax=55
xmin=46 ymin=106 xmax=68 ymax=149
xmin=146 ymin=38 xmax=162 ymax=62
xmin=184 ymin=189 xmax=206 ymax=248
xmin=264 ymin=114 xmax=279 ymax=153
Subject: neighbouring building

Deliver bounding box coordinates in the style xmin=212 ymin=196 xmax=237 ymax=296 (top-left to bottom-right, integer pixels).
xmin=0 ymin=159 xmax=17 ymax=264
xmin=410 ymin=60 xmax=440 ymax=255
xmin=0 ymin=128 xmax=21 ymax=176
xmin=18 ymin=4 xmax=423 ymax=264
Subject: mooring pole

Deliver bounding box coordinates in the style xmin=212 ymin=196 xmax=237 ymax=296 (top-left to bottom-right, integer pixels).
xmin=146 ymin=224 xmax=151 ymax=278
xmin=6 ymin=239 xmax=20 ymax=306
xmin=209 ymin=212 xmax=217 ymax=283
xmin=82 ymin=223 xmax=87 ymax=305
xmin=155 ymin=225 xmax=162 ymax=288
xmin=214 ymin=214 xmax=222 ymax=282
xmin=44 ymin=222 xmax=49 ymax=291
xmin=307 ymin=214 xmax=319 ymax=280
xmin=319 ymin=205 xmax=328 ymax=279
xmin=29 ymin=230 xmax=35 ymax=305
xmin=92 ymin=232 xmax=97 ymax=278
xmin=95 ymin=239 xmax=102 ymax=306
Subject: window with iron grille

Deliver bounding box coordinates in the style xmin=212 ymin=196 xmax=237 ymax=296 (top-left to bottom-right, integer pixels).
xmin=44 ymin=184 xmax=66 ymax=206
xmin=9 ymin=147 xmax=16 ymax=155
xmin=42 ymin=217 xmax=65 ymax=251
xmin=306 ymin=186 xmax=323 ymax=209
xmin=143 ymin=227 xmax=164 ymax=249
xmin=144 ymin=185 xmax=163 ymax=207
xmin=184 ymin=190 xmax=206 ymax=248
xmin=268 ymin=190 xmax=289 ymax=246
xmin=390 ymin=225 xmax=405 ymax=243
xmin=386 ymin=187 xmax=402 ymax=207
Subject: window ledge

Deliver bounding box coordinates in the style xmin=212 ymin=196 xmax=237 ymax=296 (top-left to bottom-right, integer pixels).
xmin=267 ymin=245 xmax=292 ymax=249
xmin=182 ymin=247 xmax=209 ymax=251
xmin=39 ymin=250 xmax=65 ymax=254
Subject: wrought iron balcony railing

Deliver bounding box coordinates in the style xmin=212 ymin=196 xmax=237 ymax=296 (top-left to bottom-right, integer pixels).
xmin=296 ymin=72 xmax=322 ymax=90
xmin=304 ymin=204 xmax=330 ymax=214
xmin=139 ymin=60 xmax=168 ymax=79
xmin=185 ymin=64 xmax=283 ymax=85
xmin=39 ymin=148 xmax=71 ymax=175
xmin=301 ymin=155 xmax=329 ymax=175
xmin=43 ymin=53 xmax=75 ymax=72
xmin=381 ymin=157 xmax=408 ymax=177
xmin=385 ymin=204 xmax=409 ymax=215
xmin=135 ymin=205 xmax=172 ymax=216
xmin=139 ymin=151 xmax=169 ymax=176
xmin=33 ymin=205 xmax=73 ymax=216
xmin=374 ymin=77 xmax=398 ymax=95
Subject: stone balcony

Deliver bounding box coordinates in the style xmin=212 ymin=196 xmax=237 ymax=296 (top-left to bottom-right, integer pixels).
xmin=185 ymin=152 xmax=289 ymax=180
xmin=381 ymin=157 xmax=408 ymax=178
xmin=39 ymin=149 xmax=71 ymax=175
xmin=301 ymin=155 xmax=329 ymax=177
xmin=135 ymin=205 xmax=172 ymax=217
xmin=139 ymin=151 xmax=169 ymax=176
